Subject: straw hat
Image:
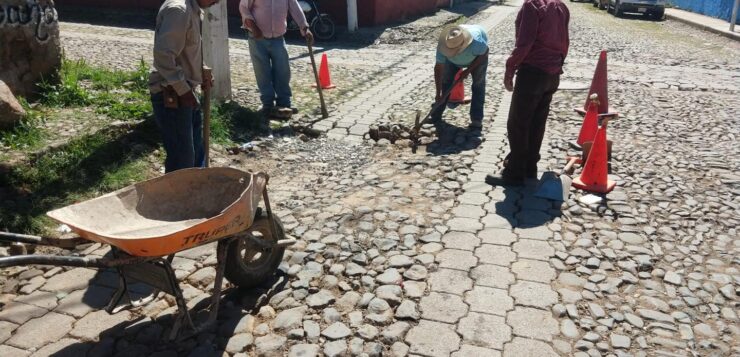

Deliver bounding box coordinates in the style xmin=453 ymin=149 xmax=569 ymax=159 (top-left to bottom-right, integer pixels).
xmin=438 ymin=25 xmax=473 ymax=58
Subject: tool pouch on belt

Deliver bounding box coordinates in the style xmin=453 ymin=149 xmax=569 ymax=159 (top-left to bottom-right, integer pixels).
xmin=163 ymin=86 xmax=179 ymax=109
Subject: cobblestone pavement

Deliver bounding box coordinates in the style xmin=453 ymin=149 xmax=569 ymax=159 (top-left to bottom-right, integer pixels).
xmin=2 ymin=1 xmax=740 ymax=357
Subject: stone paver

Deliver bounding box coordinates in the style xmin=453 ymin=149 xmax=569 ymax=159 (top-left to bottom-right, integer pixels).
xmin=510 ymin=281 xmax=558 ymax=309
xmin=452 ymin=345 xmax=502 ymax=357
xmin=512 ymin=239 xmax=554 ymax=261
xmin=428 ymin=268 xmax=473 ymax=296
xmin=503 ymin=337 xmax=559 ymax=357
xmin=465 ymin=286 xmax=513 ymax=316
xmin=457 ymin=312 xmax=512 ymax=350
xmin=40 ymin=268 xmax=98 ymax=294
xmin=54 ymin=286 xmax=114 ymax=318
xmin=435 ymin=249 xmax=478 ymax=271
xmin=477 ymin=228 xmax=517 ymax=246
xmin=471 ymin=264 xmax=515 ymax=289
xmin=0 ymin=302 xmax=47 ymax=325
xmin=406 ymin=320 xmax=461 ymax=357
xmin=507 ymin=307 xmax=559 ymax=341
xmin=419 ymin=292 xmax=468 ymax=324
xmin=0 ymin=345 xmax=30 ymax=357
xmin=511 ymin=259 xmax=556 ymax=283
xmin=29 ymin=338 xmax=91 ymax=357
xmin=441 ymin=231 xmax=481 ymax=251
xmin=475 ymin=244 xmax=516 ymax=266
xmin=6 ymin=312 xmax=75 ymax=349
xmin=69 ymin=309 xmax=132 ymax=341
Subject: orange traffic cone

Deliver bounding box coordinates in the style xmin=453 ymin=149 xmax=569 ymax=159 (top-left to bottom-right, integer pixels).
xmin=584 ymin=50 xmax=609 ymax=114
xmin=317 ymin=53 xmax=336 ymax=89
xmin=448 ymin=70 xmax=470 ymax=104
xmin=576 ymin=94 xmax=600 ymax=146
xmin=572 ymin=118 xmax=616 ymax=194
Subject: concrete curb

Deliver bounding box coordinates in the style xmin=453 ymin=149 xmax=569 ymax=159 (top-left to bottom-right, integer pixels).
xmin=665 ymin=12 xmax=740 ymax=42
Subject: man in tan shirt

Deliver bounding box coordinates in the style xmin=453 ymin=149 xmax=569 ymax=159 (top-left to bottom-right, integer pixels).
xmin=149 ymin=0 xmax=219 ymax=173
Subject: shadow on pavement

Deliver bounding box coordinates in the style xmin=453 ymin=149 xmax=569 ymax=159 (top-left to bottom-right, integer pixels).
xmin=49 ymin=266 xmax=289 ymax=356
xmin=425 ymin=120 xmax=484 ymax=155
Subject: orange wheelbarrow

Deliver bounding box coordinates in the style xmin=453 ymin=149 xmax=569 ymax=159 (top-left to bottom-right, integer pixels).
xmin=0 ymin=167 xmax=296 ymax=340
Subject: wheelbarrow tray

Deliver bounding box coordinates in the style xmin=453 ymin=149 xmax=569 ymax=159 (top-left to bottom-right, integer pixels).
xmin=47 ymin=167 xmax=266 ymax=257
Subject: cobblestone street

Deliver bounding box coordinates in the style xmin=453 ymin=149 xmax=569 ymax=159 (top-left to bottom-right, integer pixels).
xmin=1 ymin=1 xmax=739 ymax=357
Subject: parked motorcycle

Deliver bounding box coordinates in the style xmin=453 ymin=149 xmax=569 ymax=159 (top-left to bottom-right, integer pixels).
xmin=288 ymin=0 xmax=336 ymax=41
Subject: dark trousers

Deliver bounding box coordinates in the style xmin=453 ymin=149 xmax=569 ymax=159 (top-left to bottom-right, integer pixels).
xmin=151 ymin=92 xmax=205 ymax=173
xmin=431 ymin=58 xmax=488 ymax=122
xmin=504 ymin=65 xmax=560 ymax=180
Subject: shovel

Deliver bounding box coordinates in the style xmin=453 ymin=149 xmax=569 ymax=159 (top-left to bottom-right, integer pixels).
xmin=410 ymin=74 xmax=466 ymax=153
xmin=534 ymin=157 xmax=579 ymax=201
xmin=306 ymin=38 xmax=329 ymax=119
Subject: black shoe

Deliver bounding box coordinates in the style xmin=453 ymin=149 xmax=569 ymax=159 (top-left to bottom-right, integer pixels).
xmin=290 ymin=107 xmax=299 ymax=114
xmin=485 ymin=174 xmax=524 ymax=187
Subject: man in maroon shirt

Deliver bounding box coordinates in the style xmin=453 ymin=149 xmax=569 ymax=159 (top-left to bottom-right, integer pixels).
xmin=486 ymin=0 xmax=570 ymax=186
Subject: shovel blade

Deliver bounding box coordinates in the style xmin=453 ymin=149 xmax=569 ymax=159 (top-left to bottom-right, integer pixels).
xmin=534 ymin=171 xmax=573 ymax=202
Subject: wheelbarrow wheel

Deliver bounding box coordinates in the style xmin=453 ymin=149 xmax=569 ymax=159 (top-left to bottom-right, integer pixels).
xmin=224 ymin=212 xmax=286 ymax=288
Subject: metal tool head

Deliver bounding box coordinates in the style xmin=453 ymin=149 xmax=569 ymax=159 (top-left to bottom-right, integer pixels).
xmin=534 ymin=171 xmax=573 ymax=202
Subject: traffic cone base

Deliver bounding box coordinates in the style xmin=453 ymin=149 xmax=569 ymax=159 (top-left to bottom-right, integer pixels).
xmin=313 ymin=53 xmax=336 ymax=89
xmin=448 ymin=70 xmax=468 ymax=104
xmin=572 ymin=176 xmax=616 ymax=194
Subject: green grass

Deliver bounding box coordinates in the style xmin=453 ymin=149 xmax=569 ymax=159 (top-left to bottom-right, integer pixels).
xmin=39 ymin=58 xmax=151 ymax=121
xmin=209 ymin=100 xmax=266 ymax=145
xmin=0 ymin=98 xmax=47 ymax=150
xmin=0 ymin=121 xmax=159 ymax=235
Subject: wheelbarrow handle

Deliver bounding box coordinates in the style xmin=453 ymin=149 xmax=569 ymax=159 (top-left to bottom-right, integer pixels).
xmin=0 ymin=231 xmax=88 ymax=249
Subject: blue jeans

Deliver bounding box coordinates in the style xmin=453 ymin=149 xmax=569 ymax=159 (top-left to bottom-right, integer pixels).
xmin=151 ymin=92 xmax=205 ymax=173
xmin=248 ymin=36 xmax=292 ymax=108
xmin=432 ymin=58 xmax=488 ymax=122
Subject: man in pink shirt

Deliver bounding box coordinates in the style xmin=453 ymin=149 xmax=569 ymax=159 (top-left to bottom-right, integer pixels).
xmin=487 ymin=0 xmax=570 ymax=187
xmin=239 ymin=0 xmax=313 ymax=118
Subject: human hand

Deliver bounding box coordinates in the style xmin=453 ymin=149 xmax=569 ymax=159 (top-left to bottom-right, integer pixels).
xmin=303 ymin=29 xmax=314 ymax=46
xmin=504 ymin=75 xmax=514 ymax=92
xmin=202 ymin=67 xmax=213 ymax=91
xmin=460 ymin=68 xmax=471 ymax=80
xmin=179 ymin=91 xmax=199 ymax=108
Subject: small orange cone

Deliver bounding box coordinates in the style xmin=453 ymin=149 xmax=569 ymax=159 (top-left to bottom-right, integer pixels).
xmin=576 ymin=94 xmax=600 ymax=146
xmin=572 ymin=118 xmax=616 ymax=194
xmin=584 ymin=50 xmax=609 ymax=114
xmin=448 ymin=70 xmax=469 ymax=104
xmin=317 ymin=53 xmax=336 ymax=89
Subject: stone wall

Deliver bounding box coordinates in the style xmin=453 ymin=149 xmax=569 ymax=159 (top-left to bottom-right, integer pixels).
xmin=0 ymin=0 xmax=62 ymax=98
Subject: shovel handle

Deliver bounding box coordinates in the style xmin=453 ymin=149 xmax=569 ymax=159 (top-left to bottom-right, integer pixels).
xmin=562 ymin=157 xmax=579 ymax=175
xmin=307 ymin=40 xmax=329 ymax=119
xmin=202 ymin=67 xmax=212 ymax=167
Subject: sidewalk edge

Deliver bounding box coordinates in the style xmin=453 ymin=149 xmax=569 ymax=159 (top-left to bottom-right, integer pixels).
xmin=665 ymin=12 xmax=740 ymax=42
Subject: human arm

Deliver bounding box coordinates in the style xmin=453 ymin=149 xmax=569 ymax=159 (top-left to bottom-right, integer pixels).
xmin=434 ymin=63 xmax=444 ymax=103
xmin=461 ymin=48 xmax=489 ymax=79
xmin=288 ymin=0 xmax=313 ymax=44
xmin=239 ymin=0 xmax=263 ymax=39
xmin=153 ymin=6 xmax=198 ymax=105
xmin=504 ymin=3 xmax=539 ymax=91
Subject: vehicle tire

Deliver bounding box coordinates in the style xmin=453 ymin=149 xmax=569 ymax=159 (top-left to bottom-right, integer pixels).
xmin=311 ymin=14 xmax=336 ymax=41
xmin=651 ymin=9 xmax=665 ymax=20
xmin=592 ymin=1 xmax=598 ymax=7
xmin=224 ymin=212 xmax=286 ymax=288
